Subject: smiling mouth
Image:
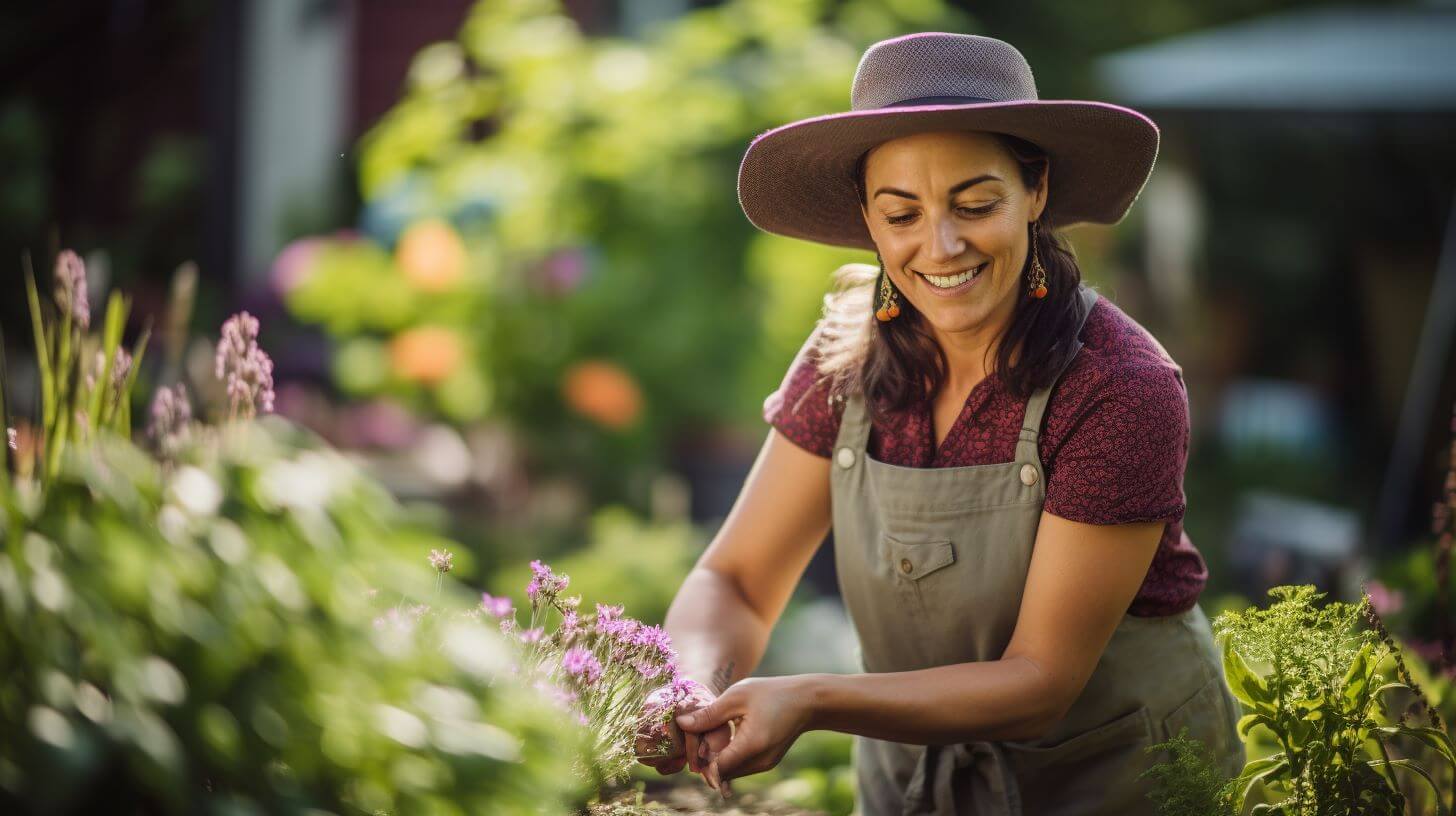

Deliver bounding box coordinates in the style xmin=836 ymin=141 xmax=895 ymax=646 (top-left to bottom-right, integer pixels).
xmin=917 ymin=263 xmax=987 ymax=289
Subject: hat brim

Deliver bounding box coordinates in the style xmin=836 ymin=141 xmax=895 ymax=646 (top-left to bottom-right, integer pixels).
xmin=737 ymin=100 xmax=1160 ymax=251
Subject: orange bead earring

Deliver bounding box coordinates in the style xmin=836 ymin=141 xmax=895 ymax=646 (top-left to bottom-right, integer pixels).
xmin=875 ymin=256 xmax=901 ymax=322
xmin=1027 ymin=222 xmax=1048 ymax=299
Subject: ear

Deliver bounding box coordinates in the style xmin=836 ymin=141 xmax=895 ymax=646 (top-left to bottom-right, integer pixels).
xmin=1029 ymin=161 xmax=1050 ymax=223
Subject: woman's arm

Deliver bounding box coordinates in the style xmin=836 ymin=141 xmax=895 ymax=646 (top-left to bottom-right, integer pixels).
xmin=663 ymin=427 xmax=832 ymax=770
xmin=666 ymin=427 xmax=832 ymax=689
xmin=806 ymin=511 xmax=1164 ymax=743
xmin=678 ymin=510 xmax=1166 ymax=783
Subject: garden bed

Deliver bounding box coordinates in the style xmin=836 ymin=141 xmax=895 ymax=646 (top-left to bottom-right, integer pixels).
xmin=591 ymin=780 xmax=826 ymax=816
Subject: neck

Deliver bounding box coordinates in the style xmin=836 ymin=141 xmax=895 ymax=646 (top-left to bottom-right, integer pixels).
xmin=928 ymin=301 xmax=1018 ymax=394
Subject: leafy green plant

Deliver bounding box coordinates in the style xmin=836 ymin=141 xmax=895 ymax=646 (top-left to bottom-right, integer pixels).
xmin=1141 ymin=728 xmax=1234 ymax=816
xmin=1144 ymin=585 xmax=1456 ymax=815
xmin=1 ymin=257 xmax=594 ymax=814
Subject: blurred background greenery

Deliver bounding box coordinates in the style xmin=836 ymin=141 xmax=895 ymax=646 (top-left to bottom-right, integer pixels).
xmin=4 ymin=0 xmax=1456 ymax=813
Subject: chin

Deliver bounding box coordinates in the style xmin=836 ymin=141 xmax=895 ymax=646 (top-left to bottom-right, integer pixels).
xmin=918 ymin=305 xmax=990 ymax=333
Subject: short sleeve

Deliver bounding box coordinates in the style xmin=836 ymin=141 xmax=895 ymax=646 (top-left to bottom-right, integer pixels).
xmin=762 ymin=327 xmax=843 ymax=459
xmin=1043 ymin=364 xmax=1189 ymax=525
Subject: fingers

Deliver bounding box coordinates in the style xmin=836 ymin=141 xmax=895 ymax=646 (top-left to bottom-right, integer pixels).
xmin=682 ymin=727 xmax=704 ymax=774
xmin=709 ymin=724 xmax=758 ymax=783
xmin=634 ymin=719 xmax=687 ymax=776
xmin=702 ymin=722 xmax=732 ymax=755
xmin=676 ymin=696 xmax=737 ymax=733
xmin=707 ymin=759 xmax=734 ymax=798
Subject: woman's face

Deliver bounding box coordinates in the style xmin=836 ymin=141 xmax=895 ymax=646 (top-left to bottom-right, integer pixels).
xmin=860 ymin=130 xmax=1047 ymax=342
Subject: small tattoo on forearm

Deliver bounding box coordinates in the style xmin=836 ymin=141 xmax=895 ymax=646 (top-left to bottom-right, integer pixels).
xmin=711 ymin=660 xmax=735 ymax=694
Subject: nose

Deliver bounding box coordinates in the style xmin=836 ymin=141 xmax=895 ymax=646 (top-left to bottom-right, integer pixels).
xmin=926 ymin=212 xmax=967 ymax=264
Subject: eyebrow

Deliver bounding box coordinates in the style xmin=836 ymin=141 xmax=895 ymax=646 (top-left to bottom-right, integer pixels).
xmin=872 ymin=174 xmax=1003 ymax=201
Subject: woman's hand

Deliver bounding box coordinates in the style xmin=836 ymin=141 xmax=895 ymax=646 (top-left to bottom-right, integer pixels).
xmin=634 ymin=678 xmax=731 ymax=779
xmin=674 ymin=675 xmax=819 ymax=794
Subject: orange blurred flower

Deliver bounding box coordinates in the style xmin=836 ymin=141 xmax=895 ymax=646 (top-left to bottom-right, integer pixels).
xmin=390 ymin=326 xmax=465 ymax=385
xmin=396 ymin=219 xmax=466 ymax=292
xmin=561 ymin=360 xmax=642 ymax=430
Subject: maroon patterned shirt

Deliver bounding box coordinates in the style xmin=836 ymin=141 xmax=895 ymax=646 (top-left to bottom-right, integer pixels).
xmin=763 ymin=295 xmax=1207 ymax=617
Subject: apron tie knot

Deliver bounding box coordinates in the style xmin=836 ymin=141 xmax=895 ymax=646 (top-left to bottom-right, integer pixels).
xmin=902 ymin=741 xmax=1021 ymax=816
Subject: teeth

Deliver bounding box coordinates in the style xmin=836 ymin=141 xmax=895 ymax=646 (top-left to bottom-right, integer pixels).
xmin=923 ymin=265 xmax=984 ymax=288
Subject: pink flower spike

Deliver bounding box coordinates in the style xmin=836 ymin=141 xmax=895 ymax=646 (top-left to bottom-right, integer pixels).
xmin=53 ymin=250 xmax=89 ymax=329
xmin=216 ymin=311 xmax=275 ymax=418
xmin=526 ymin=559 xmax=570 ymax=600
xmin=519 ymin=627 xmax=544 ymax=644
xmin=481 ymin=592 xmax=514 ymax=618
xmin=562 ymin=646 xmax=603 ymax=685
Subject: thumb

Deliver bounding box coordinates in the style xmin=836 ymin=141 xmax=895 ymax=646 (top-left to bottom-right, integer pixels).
xmin=676 ymin=698 xmax=732 ymax=731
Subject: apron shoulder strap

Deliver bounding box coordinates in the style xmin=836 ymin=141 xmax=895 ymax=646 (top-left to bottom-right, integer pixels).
xmin=1016 ymin=285 xmax=1100 ymax=464
xmin=835 ymin=389 xmax=873 ymax=455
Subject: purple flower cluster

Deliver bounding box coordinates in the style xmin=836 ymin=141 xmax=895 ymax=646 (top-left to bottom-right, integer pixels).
xmin=53 ymin=250 xmax=89 ymax=330
xmin=480 ymin=592 xmax=514 ymax=618
xmin=215 ymin=312 xmax=275 ymax=418
xmin=559 ymin=609 xmax=581 ymax=638
xmin=561 ymin=646 xmax=604 ymax=685
xmin=526 ymin=559 xmax=569 ymax=601
xmin=148 ymin=384 xmax=193 ymax=457
xmin=588 ymin=601 xmax=679 ymax=681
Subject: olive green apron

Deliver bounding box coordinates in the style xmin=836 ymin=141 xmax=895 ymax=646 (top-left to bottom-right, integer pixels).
xmin=829 ymin=286 xmax=1245 ymax=816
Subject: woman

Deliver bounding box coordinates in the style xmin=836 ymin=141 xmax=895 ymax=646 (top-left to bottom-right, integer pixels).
xmin=637 ymin=32 xmax=1245 ymax=815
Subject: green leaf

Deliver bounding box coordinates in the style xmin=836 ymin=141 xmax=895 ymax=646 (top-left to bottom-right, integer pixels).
xmin=1232 ymin=754 xmax=1288 ymax=810
xmin=114 ymin=325 xmax=150 ymax=437
xmin=1342 ymin=642 xmax=1374 ymax=707
xmin=1223 ymin=636 xmax=1275 ymax=710
xmin=1368 ymin=758 xmax=1448 ymax=816
xmin=1374 ymin=725 xmax=1456 ymax=771
xmin=93 ymin=293 xmax=129 ymax=431
xmin=1238 ymin=712 xmax=1277 ymax=738
xmin=24 ymin=264 xmax=54 ymax=442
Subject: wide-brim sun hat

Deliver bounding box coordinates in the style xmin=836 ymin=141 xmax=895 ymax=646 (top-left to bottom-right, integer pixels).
xmin=737 ymin=32 xmax=1161 ymax=251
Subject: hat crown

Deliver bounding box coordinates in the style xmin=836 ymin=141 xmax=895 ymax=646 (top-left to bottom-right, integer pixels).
xmin=850 ymin=33 xmax=1039 ymax=111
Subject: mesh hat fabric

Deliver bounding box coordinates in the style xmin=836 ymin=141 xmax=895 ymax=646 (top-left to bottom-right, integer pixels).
xmin=737 ymin=32 xmax=1160 ymax=250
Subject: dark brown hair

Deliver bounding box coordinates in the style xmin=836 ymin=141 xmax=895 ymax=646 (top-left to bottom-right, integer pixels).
xmin=805 ymin=132 xmax=1087 ymax=424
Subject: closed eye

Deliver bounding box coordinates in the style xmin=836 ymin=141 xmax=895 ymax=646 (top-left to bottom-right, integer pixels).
xmin=885 ymin=203 xmax=998 ymax=226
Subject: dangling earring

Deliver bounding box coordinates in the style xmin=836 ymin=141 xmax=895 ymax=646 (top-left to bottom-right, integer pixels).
xmin=1027 ymin=222 xmax=1048 ymax=299
xmin=875 ymin=256 xmax=901 ymax=322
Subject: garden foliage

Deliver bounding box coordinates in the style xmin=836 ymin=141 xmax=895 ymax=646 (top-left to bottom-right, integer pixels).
xmin=0 ymin=255 xmax=593 ymax=815
xmin=281 ymin=0 xmax=969 ymax=507
xmin=1144 ymin=585 xmax=1456 ymax=816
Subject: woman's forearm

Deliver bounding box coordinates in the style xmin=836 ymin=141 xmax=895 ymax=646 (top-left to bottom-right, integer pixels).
xmin=805 ymin=656 xmax=1058 ymax=745
xmin=665 ymin=566 xmax=772 ymax=694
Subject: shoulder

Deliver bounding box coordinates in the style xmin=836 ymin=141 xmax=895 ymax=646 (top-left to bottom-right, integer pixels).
xmin=1041 ymin=293 xmax=1190 ymax=524
xmin=762 ymin=325 xmax=844 ymax=459
xmin=1053 ymin=293 xmax=1187 ymax=418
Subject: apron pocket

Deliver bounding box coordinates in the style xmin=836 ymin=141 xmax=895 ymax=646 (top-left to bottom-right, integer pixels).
xmin=1001 ymin=705 xmax=1156 ymax=813
xmin=1159 ymin=675 xmax=1245 ymax=778
xmin=884 ymin=536 xmax=956 ymax=581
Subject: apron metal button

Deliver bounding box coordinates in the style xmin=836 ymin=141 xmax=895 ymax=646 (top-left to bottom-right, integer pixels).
xmin=1020 ymin=463 xmax=1038 ymax=486
xmin=900 ymin=558 xmax=913 ymax=574
xmin=836 ymin=447 xmax=857 ymax=469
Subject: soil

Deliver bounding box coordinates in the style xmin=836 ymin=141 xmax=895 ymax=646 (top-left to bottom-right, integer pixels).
xmin=588 ymin=779 xmax=827 ymax=816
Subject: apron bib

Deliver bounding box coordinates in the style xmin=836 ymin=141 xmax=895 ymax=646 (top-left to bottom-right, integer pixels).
xmin=829 ymin=286 xmax=1245 ymax=816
